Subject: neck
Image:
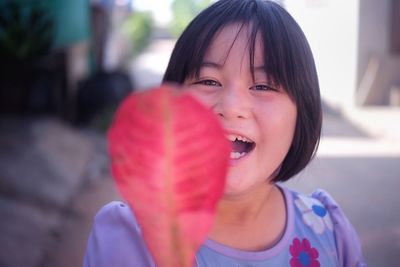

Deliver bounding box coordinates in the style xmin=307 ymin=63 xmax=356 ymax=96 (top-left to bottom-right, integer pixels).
xmin=215 ymin=183 xmax=276 ymax=225
xmin=208 ymin=183 xmax=286 ymax=251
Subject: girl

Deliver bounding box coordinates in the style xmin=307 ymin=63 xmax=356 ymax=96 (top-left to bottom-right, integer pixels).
xmin=84 ymin=0 xmax=366 ymax=266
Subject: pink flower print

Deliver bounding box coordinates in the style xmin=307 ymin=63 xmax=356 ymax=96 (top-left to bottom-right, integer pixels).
xmin=290 ymin=238 xmax=320 ymax=267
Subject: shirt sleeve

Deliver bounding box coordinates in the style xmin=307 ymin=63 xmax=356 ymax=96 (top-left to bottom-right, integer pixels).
xmin=83 ymin=201 xmax=154 ymax=267
xmin=311 ymin=189 xmax=367 ymax=267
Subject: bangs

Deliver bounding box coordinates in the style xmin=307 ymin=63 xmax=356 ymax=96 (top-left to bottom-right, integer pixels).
xmin=164 ymin=0 xmax=303 ymax=98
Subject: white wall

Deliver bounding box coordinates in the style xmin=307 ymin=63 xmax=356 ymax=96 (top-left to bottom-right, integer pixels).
xmin=357 ymin=0 xmax=390 ymax=84
xmin=285 ymin=0 xmax=360 ymax=110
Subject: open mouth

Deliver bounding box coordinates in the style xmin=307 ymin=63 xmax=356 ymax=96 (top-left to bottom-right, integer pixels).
xmin=227 ymin=134 xmax=256 ymax=160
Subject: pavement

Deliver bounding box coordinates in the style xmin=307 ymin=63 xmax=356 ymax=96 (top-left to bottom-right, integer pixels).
xmin=0 ymin=38 xmax=399 ymax=267
xmin=0 ymin=117 xmax=119 ymax=267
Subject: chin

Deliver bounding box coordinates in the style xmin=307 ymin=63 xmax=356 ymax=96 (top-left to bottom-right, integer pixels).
xmin=222 ymin=181 xmax=250 ymax=197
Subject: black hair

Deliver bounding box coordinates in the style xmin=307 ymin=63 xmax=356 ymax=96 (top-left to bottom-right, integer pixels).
xmin=163 ymin=0 xmax=322 ymax=182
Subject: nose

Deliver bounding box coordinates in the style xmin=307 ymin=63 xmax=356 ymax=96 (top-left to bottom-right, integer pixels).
xmin=214 ymin=85 xmax=251 ymax=120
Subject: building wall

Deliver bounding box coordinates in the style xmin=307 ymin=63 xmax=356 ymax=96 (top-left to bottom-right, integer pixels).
xmin=285 ymin=0 xmax=360 ymax=110
xmin=357 ymin=0 xmax=390 ymax=85
xmin=357 ymin=0 xmax=400 ymax=106
xmin=286 ymin=0 xmax=400 ymax=108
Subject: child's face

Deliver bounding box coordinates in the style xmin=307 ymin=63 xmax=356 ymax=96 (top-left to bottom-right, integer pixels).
xmin=184 ymin=24 xmax=297 ymax=197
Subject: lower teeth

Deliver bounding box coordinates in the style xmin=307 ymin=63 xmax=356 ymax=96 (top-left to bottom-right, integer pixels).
xmin=230 ymin=152 xmax=246 ymax=159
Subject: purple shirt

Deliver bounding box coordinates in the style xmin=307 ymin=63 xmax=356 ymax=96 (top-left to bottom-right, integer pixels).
xmin=83 ymin=187 xmax=366 ymax=266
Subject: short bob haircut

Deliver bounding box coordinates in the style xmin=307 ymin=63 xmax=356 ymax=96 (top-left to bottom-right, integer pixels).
xmin=163 ymin=0 xmax=322 ymax=182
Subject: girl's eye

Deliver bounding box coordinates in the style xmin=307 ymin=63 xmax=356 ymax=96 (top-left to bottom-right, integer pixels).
xmin=250 ymin=84 xmax=277 ymax=92
xmin=194 ymin=79 xmax=221 ymax=86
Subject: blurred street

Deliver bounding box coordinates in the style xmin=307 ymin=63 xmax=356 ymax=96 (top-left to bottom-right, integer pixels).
xmin=1 ymin=38 xmax=400 ymax=267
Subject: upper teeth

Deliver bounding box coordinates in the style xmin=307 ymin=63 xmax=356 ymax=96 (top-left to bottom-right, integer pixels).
xmin=227 ymin=134 xmax=252 ymax=143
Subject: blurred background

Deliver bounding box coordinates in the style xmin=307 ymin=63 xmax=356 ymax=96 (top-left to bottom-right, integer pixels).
xmin=0 ymin=0 xmax=399 ymax=266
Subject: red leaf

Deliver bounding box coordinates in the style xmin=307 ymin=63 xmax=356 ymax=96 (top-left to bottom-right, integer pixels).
xmin=108 ymin=85 xmax=230 ymax=267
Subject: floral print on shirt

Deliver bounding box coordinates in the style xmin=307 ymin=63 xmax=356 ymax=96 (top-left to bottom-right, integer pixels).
xmin=295 ymin=194 xmax=333 ymax=234
xmin=290 ymin=238 xmax=320 ymax=267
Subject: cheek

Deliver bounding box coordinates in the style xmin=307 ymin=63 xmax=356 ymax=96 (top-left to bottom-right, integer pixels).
xmin=274 ymin=99 xmax=297 ymax=128
xmin=258 ymin=101 xmax=297 ymax=145
xmin=184 ymin=87 xmax=217 ymax=110
xmin=278 ymin=107 xmax=297 ymax=153
xmin=281 ymin=107 xmax=297 ymax=139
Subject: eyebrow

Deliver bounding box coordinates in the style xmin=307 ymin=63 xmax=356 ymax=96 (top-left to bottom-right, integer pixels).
xmin=200 ymin=61 xmax=223 ymax=69
xmin=200 ymin=61 xmax=266 ymax=71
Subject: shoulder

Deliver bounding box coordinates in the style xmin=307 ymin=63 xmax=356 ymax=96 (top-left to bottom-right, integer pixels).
xmin=91 ymin=201 xmax=143 ymax=240
xmin=93 ymin=201 xmax=139 ymax=229
xmin=83 ymin=201 xmax=154 ymax=267
xmin=286 ymin=187 xmax=366 ymax=267
xmin=310 ymin=189 xmax=366 ymax=266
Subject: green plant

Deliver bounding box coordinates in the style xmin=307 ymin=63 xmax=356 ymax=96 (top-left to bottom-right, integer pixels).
xmin=122 ymin=11 xmax=154 ymax=57
xmin=169 ymin=0 xmax=211 ymax=38
xmin=0 ymin=0 xmax=54 ymax=63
